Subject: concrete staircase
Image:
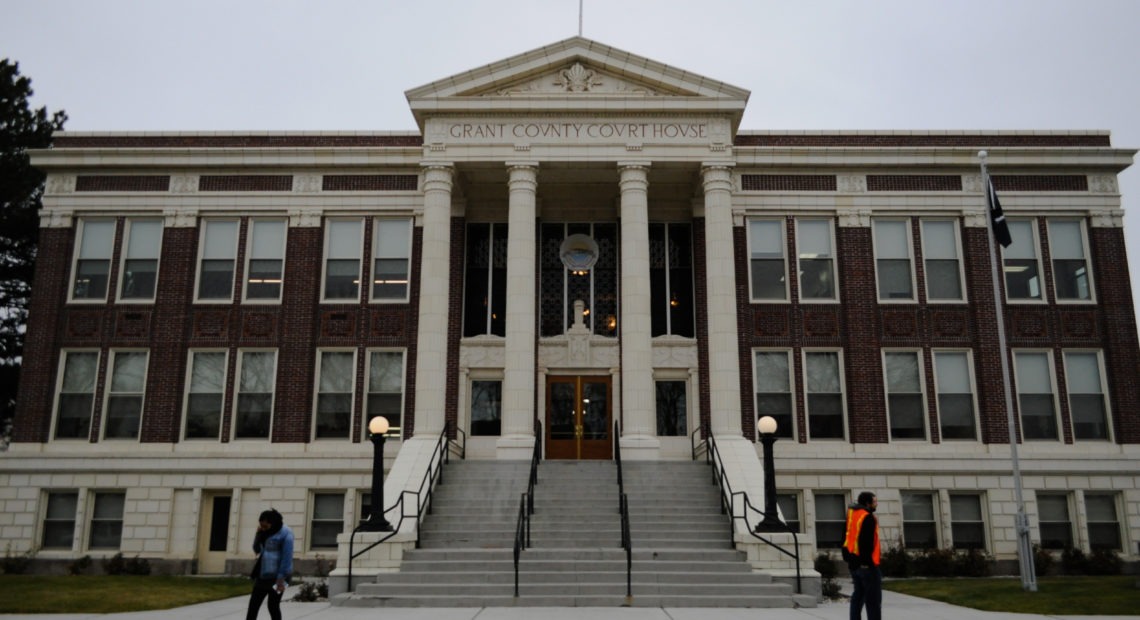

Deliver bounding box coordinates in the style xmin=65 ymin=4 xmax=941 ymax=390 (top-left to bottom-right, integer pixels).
xmin=338 ymin=459 xmax=814 ymax=607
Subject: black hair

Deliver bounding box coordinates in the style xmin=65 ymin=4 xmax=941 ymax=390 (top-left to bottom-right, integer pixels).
xmin=857 ymin=492 xmax=876 ymax=507
xmin=259 ymin=508 xmax=284 ymax=534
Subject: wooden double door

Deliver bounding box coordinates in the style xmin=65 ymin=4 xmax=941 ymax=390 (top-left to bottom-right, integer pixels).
xmin=545 ymin=375 xmax=613 ymax=460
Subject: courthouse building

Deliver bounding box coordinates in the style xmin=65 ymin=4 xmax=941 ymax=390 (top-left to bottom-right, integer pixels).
xmin=4 ymin=37 xmax=1139 ymax=577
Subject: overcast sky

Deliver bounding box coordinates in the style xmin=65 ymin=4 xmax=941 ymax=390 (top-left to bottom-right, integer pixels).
xmin=5 ymin=0 xmax=1140 ymax=307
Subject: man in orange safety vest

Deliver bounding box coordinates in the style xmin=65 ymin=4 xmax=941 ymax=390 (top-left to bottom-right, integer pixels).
xmin=842 ymin=492 xmax=880 ymax=620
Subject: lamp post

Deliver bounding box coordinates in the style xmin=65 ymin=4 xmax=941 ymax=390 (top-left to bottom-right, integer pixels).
xmin=755 ymin=415 xmax=783 ymax=532
xmin=360 ymin=416 xmax=393 ymax=532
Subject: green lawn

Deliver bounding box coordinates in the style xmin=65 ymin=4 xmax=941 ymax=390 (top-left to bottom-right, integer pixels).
xmin=884 ymin=576 xmax=1140 ymax=615
xmin=0 ymin=575 xmax=252 ymax=614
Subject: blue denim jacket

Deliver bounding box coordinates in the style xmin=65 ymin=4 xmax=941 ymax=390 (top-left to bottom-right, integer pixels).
xmin=253 ymin=525 xmax=294 ymax=580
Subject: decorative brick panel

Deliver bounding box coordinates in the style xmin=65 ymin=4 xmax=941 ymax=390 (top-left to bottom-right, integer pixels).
xmin=114 ymin=310 xmax=151 ymax=340
xmin=741 ymin=175 xmax=836 ymax=192
xmin=199 ymin=175 xmax=293 ymax=192
xmin=320 ymin=310 xmax=356 ymax=338
xmin=867 ymin=175 xmax=962 ymax=192
xmin=753 ymin=310 xmax=791 ymax=338
xmin=929 ymin=309 xmax=970 ymax=339
xmin=881 ymin=308 xmax=919 ymax=337
xmin=1010 ymin=310 xmax=1050 ymax=339
xmin=1059 ymin=311 xmax=1098 ymax=339
xmin=323 ymin=175 xmax=418 ymax=191
xmin=733 ymin=134 xmax=1111 ymax=147
xmin=54 ymin=135 xmax=424 ymax=148
xmin=192 ymin=311 xmax=230 ymax=340
xmin=993 ymin=175 xmax=1088 ymax=192
xmin=368 ymin=310 xmax=409 ymax=340
xmin=76 ymin=175 xmax=170 ymax=192
xmin=242 ymin=313 xmax=279 ymax=339
xmin=802 ymin=308 xmax=840 ymax=338
xmin=66 ymin=311 xmax=103 ymax=339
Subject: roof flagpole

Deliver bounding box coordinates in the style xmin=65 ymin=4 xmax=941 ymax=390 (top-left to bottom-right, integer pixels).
xmin=579 ymin=0 xmax=584 ymax=36
xmin=979 ymin=150 xmax=1037 ymax=593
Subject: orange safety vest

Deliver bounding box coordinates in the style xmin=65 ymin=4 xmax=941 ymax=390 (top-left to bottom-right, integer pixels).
xmin=843 ymin=507 xmax=881 ymax=566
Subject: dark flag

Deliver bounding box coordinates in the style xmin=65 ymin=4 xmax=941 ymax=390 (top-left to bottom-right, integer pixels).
xmin=987 ymin=179 xmax=1013 ymax=248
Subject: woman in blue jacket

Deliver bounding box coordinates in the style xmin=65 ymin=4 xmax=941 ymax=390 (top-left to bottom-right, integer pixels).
xmin=247 ymin=508 xmax=294 ymax=620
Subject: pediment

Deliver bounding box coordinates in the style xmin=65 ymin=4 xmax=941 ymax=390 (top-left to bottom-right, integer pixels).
xmin=479 ymin=61 xmax=679 ymax=97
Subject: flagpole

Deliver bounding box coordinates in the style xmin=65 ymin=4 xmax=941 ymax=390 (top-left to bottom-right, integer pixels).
xmin=979 ymin=150 xmax=1037 ymax=592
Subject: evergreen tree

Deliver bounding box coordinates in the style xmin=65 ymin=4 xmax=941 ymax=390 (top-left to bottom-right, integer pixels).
xmin=0 ymin=59 xmax=67 ymax=447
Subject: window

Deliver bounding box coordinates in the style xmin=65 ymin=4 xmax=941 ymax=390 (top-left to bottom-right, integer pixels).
xmin=244 ymin=219 xmax=286 ymax=301
xmin=1085 ymin=494 xmax=1121 ymax=551
xmin=902 ymin=492 xmax=938 ymax=549
xmin=315 ymin=350 xmax=355 ymax=439
xmin=89 ymin=492 xmax=125 ymax=549
xmin=885 ymin=351 xmax=926 ymax=440
xmin=119 ymin=219 xmax=162 ymax=301
xmin=310 ymin=493 xmax=344 ymax=549
xmin=873 ymin=219 xmax=914 ymax=301
xmin=813 ymin=493 xmax=847 ymax=549
xmin=103 ymin=350 xmax=148 ymax=440
xmin=1036 ymin=493 xmax=1073 ymax=550
xmin=55 ymin=351 xmax=99 ymax=439
xmin=1014 ymin=351 xmax=1058 ymax=440
xmin=921 ymin=220 xmax=964 ymax=301
xmin=184 ymin=351 xmax=226 ymax=440
xmin=197 ymin=219 xmax=238 ymax=301
xmin=466 ymin=223 xmax=508 ymax=337
xmin=748 ymin=219 xmax=787 ymax=301
xmin=538 ymin=223 xmax=618 ymax=337
xmin=234 ymin=350 xmax=276 ymax=439
xmin=797 ymin=219 xmax=836 ymax=301
xmin=950 ymin=494 xmax=986 ymax=550
xmin=470 ymin=380 xmax=502 ymax=436
xmin=805 ymin=351 xmax=844 ymax=440
xmin=366 ymin=351 xmax=403 ymax=439
xmin=1048 ymin=220 xmax=1093 ymax=301
xmin=71 ymin=219 xmax=115 ymax=301
xmin=654 ymin=380 xmax=687 ymax=436
xmin=649 ymin=223 xmax=695 ymax=336
xmin=754 ymin=351 xmax=794 ymax=439
xmin=1003 ymin=220 xmax=1042 ymax=301
xmin=372 ymin=219 xmax=412 ymax=301
xmin=776 ymin=493 xmax=801 ymax=533
xmin=933 ymin=351 xmax=977 ymax=440
xmin=1064 ymin=351 xmax=1110 ymax=440
xmin=323 ymin=219 xmax=363 ymax=301
xmin=41 ymin=491 xmax=78 ymax=549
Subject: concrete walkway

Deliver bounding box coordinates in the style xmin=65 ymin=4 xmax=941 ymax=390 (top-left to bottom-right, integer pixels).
xmin=4 ymin=582 xmax=1137 ymax=620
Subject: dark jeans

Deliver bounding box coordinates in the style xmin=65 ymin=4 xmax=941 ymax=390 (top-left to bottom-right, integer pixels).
xmin=850 ymin=565 xmax=882 ymax=620
xmin=246 ymin=577 xmax=282 ymax=620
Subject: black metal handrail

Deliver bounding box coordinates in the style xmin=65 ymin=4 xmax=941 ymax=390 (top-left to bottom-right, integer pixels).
xmin=691 ymin=425 xmax=802 ymax=594
xmin=614 ymin=420 xmax=632 ymax=602
xmin=527 ymin=419 xmax=541 ymax=517
xmin=513 ymin=491 xmax=531 ymax=597
xmin=346 ymin=422 xmax=465 ymax=592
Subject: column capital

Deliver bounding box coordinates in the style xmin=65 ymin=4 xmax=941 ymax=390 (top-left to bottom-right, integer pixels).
xmin=507 ymin=162 xmax=538 ymax=192
xmin=618 ymin=161 xmax=652 ymax=171
xmin=421 ymin=163 xmax=454 ymax=193
xmin=619 ymin=163 xmax=650 ymax=193
xmin=701 ymin=163 xmax=735 ymax=193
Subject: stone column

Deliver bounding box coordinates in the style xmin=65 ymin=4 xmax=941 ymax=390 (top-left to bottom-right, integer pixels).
xmin=618 ymin=162 xmax=660 ymax=458
xmin=701 ymin=164 xmax=743 ymax=435
xmin=412 ymin=163 xmax=454 ymax=436
xmin=498 ymin=163 xmax=539 ymax=458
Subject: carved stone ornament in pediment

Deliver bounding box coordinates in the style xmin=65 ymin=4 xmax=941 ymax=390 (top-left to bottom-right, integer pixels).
xmin=837 ymin=175 xmax=866 ymax=193
xmin=492 ymin=62 xmax=660 ymax=97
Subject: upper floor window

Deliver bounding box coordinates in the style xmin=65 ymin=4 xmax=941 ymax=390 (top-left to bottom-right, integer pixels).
xmin=932 ymin=351 xmax=977 ymax=440
xmin=1014 ymin=351 xmax=1058 ymax=440
xmin=754 ymin=350 xmax=794 ymax=439
xmin=244 ymin=219 xmax=286 ymax=302
xmin=539 ymin=223 xmax=618 ymax=337
xmin=796 ymin=219 xmax=837 ymax=301
xmin=366 ymin=350 xmax=404 ymax=439
xmin=1063 ymin=351 xmax=1110 ymax=440
xmin=372 ymin=219 xmax=413 ymax=301
xmin=873 ymin=219 xmax=915 ymax=301
xmin=233 ymin=350 xmax=277 ymax=439
xmin=71 ymin=219 xmax=115 ymax=301
xmin=54 ymin=351 xmax=99 ymax=439
xmin=118 ymin=219 xmax=163 ymax=301
xmin=748 ymin=219 xmax=787 ymax=301
xmin=1003 ymin=219 xmax=1042 ymax=301
xmin=196 ymin=219 xmax=238 ymax=301
xmin=315 ymin=350 xmax=355 ymax=439
xmin=902 ymin=491 xmax=938 ymax=550
xmin=323 ymin=219 xmax=363 ymax=302
xmin=103 ymin=350 xmax=148 ymax=440
xmin=884 ymin=351 xmax=926 ymax=440
xmin=805 ymin=350 xmax=845 ymax=440
xmin=949 ymin=494 xmax=986 ymax=550
xmin=184 ymin=350 xmax=226 ymax=440
xmin=920 ymin=219 xmax=964 ymax=301
xmin=649 ymin=222 xmax=695 ymax=337
xmin=1036 ymin=493 xmax=1073 ymax=550
xmin=465 ymin=223 xmax=508 ymax=337
xmin=1048 ymin=219 xmax=1094 ymax=301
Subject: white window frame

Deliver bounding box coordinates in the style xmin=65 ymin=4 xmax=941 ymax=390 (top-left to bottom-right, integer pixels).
xmin=1013 ymin=350 xmax=1061 ymax=441
xmin=52 ymin=349 xmax=101 ymax=441
xmin=313 ymin=348 xmax=357 ymax=440
xmin=309 ymin=491 xmax=346 ymax=551
xmin=949 ymin=493 xmax=987 ymax=551
xmin=883 ymin=349 xmax=928 ymax=441
xmin=370 ymin=218 xmax=413 ymax=303
xmin=116 ymin=218 xmax=164 ymax=303
xmin=1002 ymin=218 xmax=1046 ymax=304
xmin=194 ymin=218 xmax=240 ymax=303
xmin=69 ymin=218 xmax=116 ymax=303
xmin=322 ymin=218 xmax=365 ymax=303
xmin=872 ymin=218 xmax=917 ymax=303
xmin=87 ymin=490 xmax=126 ymax=550
xmin=901 ymin=491 xmax=940 ymax=550
xmin=182 ymin=349 xmax=229 ymax=441
xmin=41 ymin=490 xmax=79 ymax=551
xmin=232 ymin=349 xmax=278 ymax=440
xmin=802 ymin=349 xmax=847 ymax=441
xmin=1062 ymin=349 xmax=1113 ymax=441
xmin=101 ymin=349 xmax=149 ymax=441
xmin=1047 ymin=218 xmax=1096 ymax=304
xmin=364 ymin=348 xmax=405 ymax=440
xmin=919 ymin=218 xmax=967 ymax=303
xmin=931 ymin=349 xmax=979 ymax=441
xmin=795 ymin=218 xmax=838 ymax=302
xmin=1084 ymin=492 xmax=1123 ymax=551
xmin=747 ymin=218 xmax=789 ymax=302
xmin=242 ymin=217 xmax=288 ymax=303
xmin=1036 ymin=492 xmax=1074 ymax=550
xmin=753 ymin=349 xmax=796 ymax=440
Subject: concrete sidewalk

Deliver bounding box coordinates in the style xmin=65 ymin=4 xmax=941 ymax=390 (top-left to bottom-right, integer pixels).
xmin=4 ymin=582 xmax=1137 ymax=620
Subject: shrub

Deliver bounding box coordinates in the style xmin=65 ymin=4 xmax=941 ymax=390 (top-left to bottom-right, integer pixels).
xmin=102 ymin=553 xmax=151 ymax=576
xmin=951 ymin=548 xmax=992 ymax=577
xmin=1085 ymin=549 xmax=1122 ymax=576
xmin=2 ymin=544 xmax=35 ymax=575
xmin=1061 ymin=547 xmax=1087 ymax=575
xmin=879 ymin=543 xmax=911 ymax=578
xmin=68 ymin=555 xmax=93 ymax=575
xmin=292 ymin=580 xmax=328 ymax=602
xmin=1033 ymin=545 xmax=1056 ymax=576
xmin=912 ymin=547 xmax=956 ymax=577
xmin=814 ymin=552 xmax=841 ymax=600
